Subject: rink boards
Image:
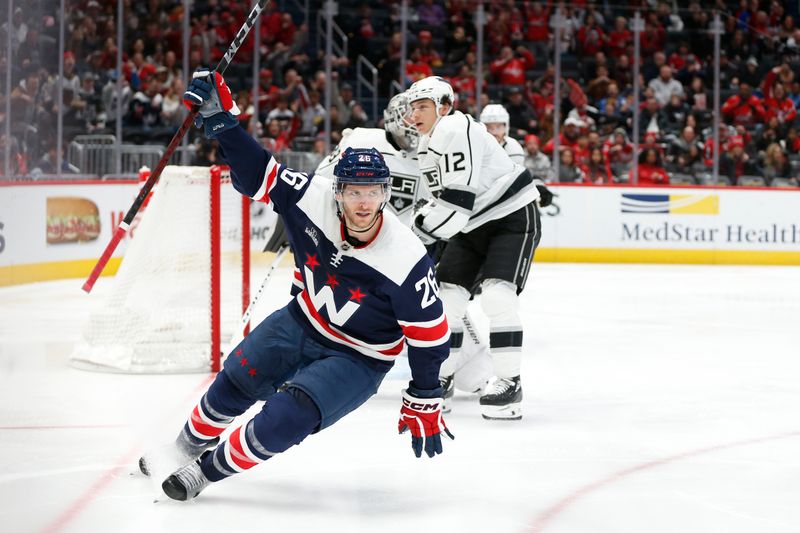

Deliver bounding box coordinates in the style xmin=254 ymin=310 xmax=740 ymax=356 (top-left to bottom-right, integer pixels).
xmin=1 ymin=180 xmax=799 ymax=286
xmin=537 ymin=183 xmax=800 ymax=265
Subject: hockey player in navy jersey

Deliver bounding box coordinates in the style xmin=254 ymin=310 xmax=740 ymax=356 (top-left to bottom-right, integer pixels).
xmin=263 ymin=93 xmax=421 ymax=253
xmin=316 ymin=93 xmax=493 ymax=407
xmin=315 ymin=93 xmax=422 ymax=225
xmin=142 ymin=69 xmax=453 ymax=501
xmin=407 ymin=76 xmax=543 ymax=421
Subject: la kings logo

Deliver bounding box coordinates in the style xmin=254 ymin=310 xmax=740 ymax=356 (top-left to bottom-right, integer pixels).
xmin=422 ymin=167 xmax=442 ymax=194
xmin=389 ymin=174 xmax=420 ymax=214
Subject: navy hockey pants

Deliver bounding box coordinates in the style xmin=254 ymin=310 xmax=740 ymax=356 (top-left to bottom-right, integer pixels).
xmin=220 ymin=305 xmax=387 ymax=431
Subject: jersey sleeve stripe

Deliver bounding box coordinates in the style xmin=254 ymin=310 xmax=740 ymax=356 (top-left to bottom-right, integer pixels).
xmin=407 ymin=335 xmax=451 ymax=348
xmin=401 ymin=316 xmax=450 ymax=345
xmin=252 ymin=156 xmax=279 ymax=203
xmin=397 ymin=313 xmax=447 ymax=328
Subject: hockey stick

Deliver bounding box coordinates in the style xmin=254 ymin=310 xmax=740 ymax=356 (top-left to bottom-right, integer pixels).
xmin=82 ymin=0 xmax=271 ymax=293
xmin=231 ymin=243 xmax=290 ymax=344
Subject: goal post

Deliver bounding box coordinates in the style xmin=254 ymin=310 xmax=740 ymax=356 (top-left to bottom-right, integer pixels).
xmin=72 ymin=165 xmax=250 ymax=373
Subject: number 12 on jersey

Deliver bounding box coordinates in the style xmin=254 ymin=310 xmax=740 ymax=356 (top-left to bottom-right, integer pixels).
xmin=443 ymin=152 xmax=465 ymax=173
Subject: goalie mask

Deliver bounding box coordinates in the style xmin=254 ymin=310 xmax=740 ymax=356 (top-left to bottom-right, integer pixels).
xmin=384 ymin=93 xmax=419 ymax=151
xmin=332 ymin=147 xmax=392 ymax=216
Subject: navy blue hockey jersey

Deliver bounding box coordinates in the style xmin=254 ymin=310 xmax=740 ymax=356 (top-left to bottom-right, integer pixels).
xmin=216 ymin=127 xmax=450 ymax=390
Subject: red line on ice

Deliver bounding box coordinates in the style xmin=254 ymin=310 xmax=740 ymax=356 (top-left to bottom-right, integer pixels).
xmin=527 ymin=430 xmax=800 ymax=532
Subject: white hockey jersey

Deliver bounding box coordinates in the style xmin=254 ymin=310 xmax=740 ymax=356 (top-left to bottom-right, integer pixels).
xmin=417 ymin=111 xmax=539 ymax=238
xmin=315 ymin=128 xmax=423 ymax=226
xmin=502 ymin=136 xmax=525 ymax=165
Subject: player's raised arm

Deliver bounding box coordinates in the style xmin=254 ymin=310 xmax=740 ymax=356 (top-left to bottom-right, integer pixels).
xmin=183 ymin=68 xmax=310 ymax=212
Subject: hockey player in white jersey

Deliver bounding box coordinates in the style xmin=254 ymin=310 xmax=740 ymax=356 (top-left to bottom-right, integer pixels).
xmin=479 ymin=104 xmax=525 ymax=165
xmin=480 ymin=103 xmax=554 ymax=208
xmin=407 ymin=76 xmax=542 ymax=420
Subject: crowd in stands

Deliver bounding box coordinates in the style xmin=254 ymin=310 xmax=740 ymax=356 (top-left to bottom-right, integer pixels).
xmin=2 ymin=0 xmax=800 ymax=187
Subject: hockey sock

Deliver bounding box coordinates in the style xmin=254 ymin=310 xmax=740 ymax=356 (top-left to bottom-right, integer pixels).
xmin=181 ymin=371 xmax=253 ymax=447
xmin=200 ymin=387 xmax=321 ymax=482
xmin=481 ymin=279 xmax=523 ymax=377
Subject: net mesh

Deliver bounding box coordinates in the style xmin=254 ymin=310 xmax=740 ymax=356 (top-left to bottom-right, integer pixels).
xmin=71 ymin=166 xmax=246 ymax=373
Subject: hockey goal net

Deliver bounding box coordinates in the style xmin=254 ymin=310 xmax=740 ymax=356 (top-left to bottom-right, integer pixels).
xmin=72 ymin=165 xmax=250 ymax=373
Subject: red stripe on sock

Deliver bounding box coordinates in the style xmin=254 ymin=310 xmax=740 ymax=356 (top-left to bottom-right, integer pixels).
xmin=189 ymin=405 xmax=227 ymax=438
xmin=228 ymin=426 xmax=258 ymax=470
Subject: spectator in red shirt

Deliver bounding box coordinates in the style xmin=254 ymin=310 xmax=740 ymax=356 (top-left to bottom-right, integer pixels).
xmin=524 ymin=2 xmax=550 ymax=44
xmin=490 ymin=45 xmax=534 ymax=86
xmin=703 ymin=124 xmax=734 ymax=167
xmin=573 ymin=134 xmax=591 ymax=169
xmin=762 ymin=67 xmax=798 ymax=128
xmin=543 ymin=117 xmax=582 ymax=155
xmin=633 ymin=148 xmax=670 ymax=185
xmin=405 ymin=49 xmax=434 ymax=82
xmin=256 ymin=69 xmax=281 ymax=116
xmin=603 ymin=128 xmax=635 ymax=179
xmin=576 ymin=14 xmax=606 ymax=56
xmin=668 ymin=42 xmax=703 ymax=77
xmin=607 ymin=16 xmax=632 ymax=58
xmin=721 ymin=83 xmax=766 ymax=128
xmin=640 ymin=18 xmax=666 ymax=58
xmin=276 ymin=12 xmax=296 ymax=46
xmin=450 ymin=64 xmax=479 ymax=99
xmin=583 ymin=147 xmax=613 ymax=184
xmin=259 ymin=3 xmax=283 ymax=44
xmin=416 ymin=31 xmax=443 ymax=69
xmin=719 ymin=136 xmax=760 ymax=184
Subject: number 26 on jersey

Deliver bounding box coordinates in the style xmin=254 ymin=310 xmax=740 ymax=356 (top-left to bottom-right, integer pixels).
xmin=415 ymin=268 xmax=441 ymax=309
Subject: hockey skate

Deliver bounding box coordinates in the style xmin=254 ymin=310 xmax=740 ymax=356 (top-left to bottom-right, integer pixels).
xmin=439 ymin=374 xmax=454 ymax=413
xmin=139 ymin=434 xmax=219 ymax=477
xmin=162 ymin=452 xmax=212 ymax=501
xmin=479 ymin=376 xmax=522 ymax=420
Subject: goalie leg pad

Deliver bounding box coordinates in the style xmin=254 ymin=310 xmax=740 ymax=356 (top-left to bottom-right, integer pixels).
xmin=438 ymin=282 xmax=471 ymax=377
xmin=480 ymin=279 xmax=523 ymax=378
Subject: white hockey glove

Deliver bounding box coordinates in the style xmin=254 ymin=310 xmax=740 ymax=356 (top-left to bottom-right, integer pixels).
xmin=183 ymin=68 xmax=241 ymax=138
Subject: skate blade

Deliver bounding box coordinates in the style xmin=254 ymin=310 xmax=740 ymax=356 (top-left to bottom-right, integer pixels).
xmin=480 ymin=403 xmax=522 ymax=420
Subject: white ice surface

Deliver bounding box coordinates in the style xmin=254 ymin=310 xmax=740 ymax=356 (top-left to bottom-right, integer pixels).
xmin=1 ymin=263 xmax=799 ymax=533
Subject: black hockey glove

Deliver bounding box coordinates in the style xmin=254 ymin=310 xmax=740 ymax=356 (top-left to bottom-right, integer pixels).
xmin=183 ymin=68 xmax=241 ymax=138
xmin=413 ymin=214 xmax=439 ymax=246
xmin=534 ymin=181 xmax=554 ymax=208
xmin=411 ymin=198 xmax=439 ymax=246
xmin=263 ymin=215 xmax=289 ymax=253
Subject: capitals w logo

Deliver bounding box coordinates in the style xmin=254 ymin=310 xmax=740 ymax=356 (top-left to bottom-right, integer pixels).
xmin=304 ymin=266 xmax=360 ymax=326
